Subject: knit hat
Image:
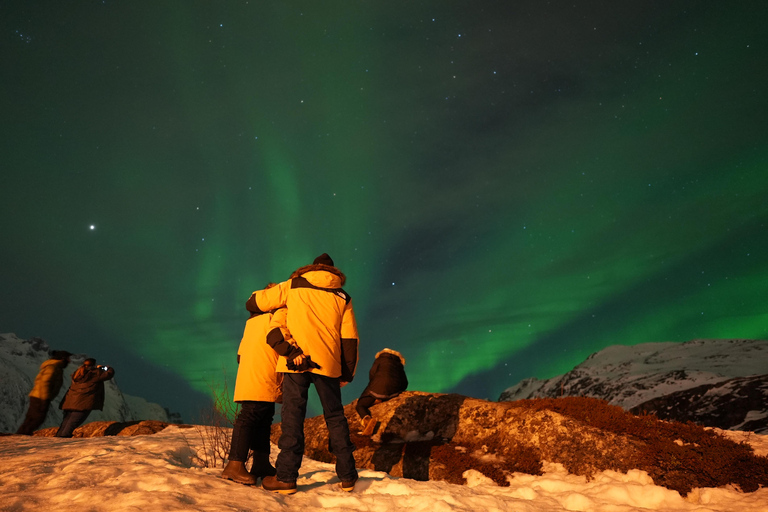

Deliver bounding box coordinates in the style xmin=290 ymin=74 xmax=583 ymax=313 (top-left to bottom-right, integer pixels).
xmin=313 ymin=253 xmax=334 ymax=266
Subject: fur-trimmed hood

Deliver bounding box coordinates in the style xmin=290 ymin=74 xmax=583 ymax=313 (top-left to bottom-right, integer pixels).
xmin=375 ymin=348 xmax=406 ymax=365
xmin=291 ymin=263 xmax=346 ymax=286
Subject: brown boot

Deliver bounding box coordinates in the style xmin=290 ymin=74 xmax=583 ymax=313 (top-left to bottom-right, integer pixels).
xmin=262 ymin=475 xmax=298 ymax=494
xmin=340 ymin=475 xmax=358 ymax=492
xmin=221 ymin=460 xmax=258 ymax=485
xmin=361 ymin=416 xmax=377 ymax=436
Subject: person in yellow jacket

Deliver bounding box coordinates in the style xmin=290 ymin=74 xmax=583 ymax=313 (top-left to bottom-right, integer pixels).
xmin=248 ymin=253 xmax=360 ymax=494
xmin=16 ymin=350 xmax=71 ymax=435
xmin=221 ymin=284 xmax=288 ymax=486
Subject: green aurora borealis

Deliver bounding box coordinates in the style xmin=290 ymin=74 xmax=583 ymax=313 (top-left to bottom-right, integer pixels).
xmin=2 ymin=2 xmax=767 ymax=420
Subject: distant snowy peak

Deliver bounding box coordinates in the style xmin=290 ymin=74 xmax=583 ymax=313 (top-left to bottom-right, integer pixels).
xmin=499 ymin=339 xmax=768 ymax=433
xmin=574 ymin=339 xmax=767 ymax=377
xmin=0 ymin=332 xmax=171 ymax=433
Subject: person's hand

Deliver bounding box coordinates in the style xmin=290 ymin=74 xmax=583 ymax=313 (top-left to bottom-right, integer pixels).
xmin=286 ymin=354 xmax=321 ymax=372
xmin=287 ymin=354 xmax=308 ymax=371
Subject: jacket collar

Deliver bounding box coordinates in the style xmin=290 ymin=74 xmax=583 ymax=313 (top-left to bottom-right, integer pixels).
xmin=291 ymin=263 xmax=346 ymax=286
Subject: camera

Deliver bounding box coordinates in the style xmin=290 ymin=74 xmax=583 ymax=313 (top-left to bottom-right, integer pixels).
xmin=100 ymin=365 xmax=108 ymax=371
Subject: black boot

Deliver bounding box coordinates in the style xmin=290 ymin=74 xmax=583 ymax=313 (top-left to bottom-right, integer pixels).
xmin=221 ymin=460 xmax=258 ymax=485
xmin=249 ymin=452 xmax=277 ymax=478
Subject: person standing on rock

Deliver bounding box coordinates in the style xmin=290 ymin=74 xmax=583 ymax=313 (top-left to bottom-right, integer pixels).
xmin=16 ymin=350 xmax=72 ymax=435
xmin=221 ymin=283 xmax=286 ymax=486
xmin=355 ymin=348 xmax=408 ymax=436
xmin=55 ymin=358 xmax=114 ymax=438
xmin=247 ymin=253 xmax=360 ymax=495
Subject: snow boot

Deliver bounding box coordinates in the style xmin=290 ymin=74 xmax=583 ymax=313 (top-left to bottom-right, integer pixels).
xmin=262 ymin=475 xmax=298 ymax=495
xmin=340 ymin=475 xmax=358 ymax=492
xmin=221 ymin=460 xmax=258 ymax=485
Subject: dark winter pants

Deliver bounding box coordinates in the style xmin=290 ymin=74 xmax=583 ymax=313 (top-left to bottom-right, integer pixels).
xmin=355 ymin=394 xmax=378 ymax=420
xmin=228 ymin=401 xmax=275 ymax=462
xmin=16 ymin=397 xmax=51 ymax=435
xmin=55 ymin=410 xmax=91 ymax=438
xmin=356 ymin=391 xmax=401 ymax=420
xmin=276 ymin=372 xmax=357 ymax=483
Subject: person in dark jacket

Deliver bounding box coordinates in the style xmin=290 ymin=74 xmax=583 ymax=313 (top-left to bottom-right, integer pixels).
xmin=55 ymin=358 xmax=115 ymax=438
xmin=355 ymin=348 xmax=407 ymax=436
xmin=16 ymin=350 xmax=72 ymax=435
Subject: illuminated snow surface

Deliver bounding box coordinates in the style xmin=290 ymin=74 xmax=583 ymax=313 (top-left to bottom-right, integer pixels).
xmin=1 ymin=426 xmax=766 ymax=512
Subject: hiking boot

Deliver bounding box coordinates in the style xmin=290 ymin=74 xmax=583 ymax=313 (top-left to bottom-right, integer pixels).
xmin=340 ymin=475 xmax=358 ymax=492
xmin=221 ymin=460 xmax=258 ymax=485
xmin=361 ymin=416 xmax=377 ymax=436
xmin=262 ymin=475 xmax=298 ymax=495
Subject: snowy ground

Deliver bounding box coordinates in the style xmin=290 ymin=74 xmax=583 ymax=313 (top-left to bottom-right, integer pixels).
xmin=1 ymin=426 xmax=766 ymax=512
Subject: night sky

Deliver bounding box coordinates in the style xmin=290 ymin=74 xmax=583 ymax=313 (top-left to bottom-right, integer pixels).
xmin=2 ymin=2 xmax=767 ymax=422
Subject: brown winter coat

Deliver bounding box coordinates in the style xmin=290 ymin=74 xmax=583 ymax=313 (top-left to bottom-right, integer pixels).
xmin=362 ymin=349 xmax=408 ymax=399
xmin=247 ymin=263 xmax=359 ymax=381
xmin=60 ymin=365 xmax=115 ymax=411
xmin=29 ymin=359 xmax=67 ymax=401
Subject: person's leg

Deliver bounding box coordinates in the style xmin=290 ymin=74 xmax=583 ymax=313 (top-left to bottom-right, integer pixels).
xmin=16 ymin=397 xmax=50 ymax=435
xmin=355 ymin=393 xmax=376 ymax=420
xmin=55 ymin=410 xmax=90 ymax=438
xmin=313 ymin=374 xmax=358 ymax=484
xmin=274 ymin=373 xmax=311 ymax=483
xmin=228 ymin=402 xmax=258 ymax=462
xmin=250 ymin=401 xmax=276 ymax=477
xmin=222 ymin=402 xmax=260 ymax=485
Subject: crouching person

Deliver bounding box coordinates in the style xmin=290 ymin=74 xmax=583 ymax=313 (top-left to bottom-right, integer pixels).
xmin=356 ymin=348 xmax=408 ymax=436
xmin=221 ymin=284 xmax=285 ymax=485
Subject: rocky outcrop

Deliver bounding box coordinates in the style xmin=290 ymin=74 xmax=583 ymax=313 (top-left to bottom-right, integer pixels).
xmin=271 ymin=391 xmax=768 ymax=494
xmin=271 ymin=391 xmax=645 ymax=484
xmin=34 ymin=420 xmax=171 ymax=437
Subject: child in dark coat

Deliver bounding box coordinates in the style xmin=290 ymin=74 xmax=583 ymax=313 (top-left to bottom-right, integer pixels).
xmin=355 ymin=348 xmax=408 ymax=435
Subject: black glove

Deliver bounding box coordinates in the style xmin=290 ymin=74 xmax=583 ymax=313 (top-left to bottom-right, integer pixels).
xmin=287 ymin=356 xmax=321 ymax=372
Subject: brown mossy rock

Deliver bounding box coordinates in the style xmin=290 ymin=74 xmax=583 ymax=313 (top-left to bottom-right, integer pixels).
xmin=270 ymin=391 xmax=768 ymax=495
xmin=34 ymin=420 xmax=171 ymax=437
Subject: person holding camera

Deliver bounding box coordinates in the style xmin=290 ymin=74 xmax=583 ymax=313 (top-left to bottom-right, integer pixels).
xmin=55 ymin=358 xmax=115 ymax=438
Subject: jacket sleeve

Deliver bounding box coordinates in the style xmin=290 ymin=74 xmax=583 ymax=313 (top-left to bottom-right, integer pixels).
xmin=246 ymin=280 xmax=290 ymax=313
xmin=339 ymin=301 xmax=359 ymax=381
xmin=96 ymin=367 xmax=115 ymax=381
xmin=266 ymin=307 xmax=303 ymax=359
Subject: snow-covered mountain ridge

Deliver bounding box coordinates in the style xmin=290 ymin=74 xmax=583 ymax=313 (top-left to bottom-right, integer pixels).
xmin=500 ymin=339 xmax=768 ymax=433
xmin=0 ymin=332 xmax=171 ymax=433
